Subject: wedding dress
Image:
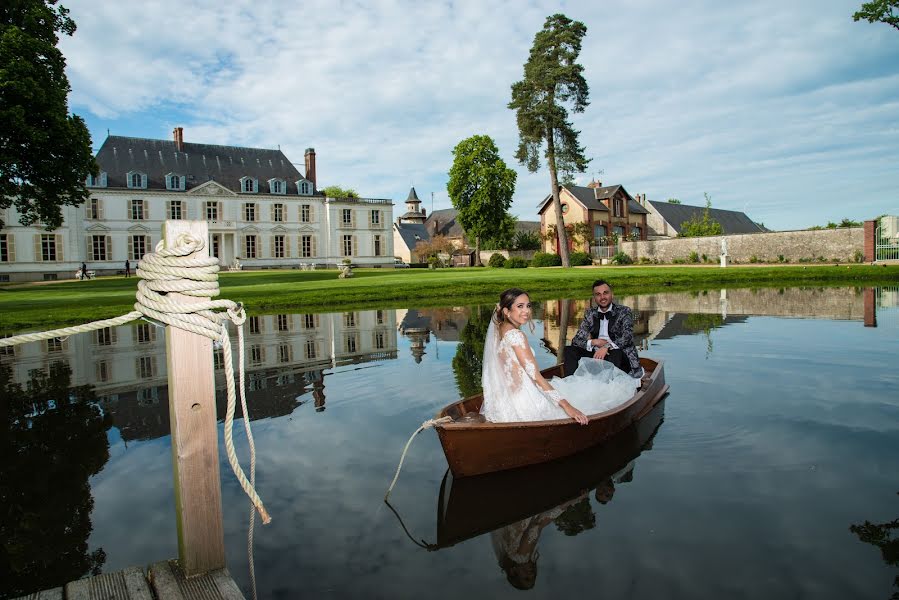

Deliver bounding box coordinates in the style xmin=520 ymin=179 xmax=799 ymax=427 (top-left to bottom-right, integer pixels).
xmin=481 ymin=321 xmax=639 ymax=423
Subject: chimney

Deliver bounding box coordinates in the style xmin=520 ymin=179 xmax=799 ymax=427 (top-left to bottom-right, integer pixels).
xmin=304 ymin=148 xmax=317 ymax=190
xmin=173 ymin=127 xmax=184 ymax=152
xmin=422 ymin=208 xmax=426 ymax=217
xmin=587 ymin=178 xmax=602 ymax=189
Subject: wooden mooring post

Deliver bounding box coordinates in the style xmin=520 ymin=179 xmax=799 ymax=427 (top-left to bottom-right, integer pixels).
xmin=163 ymin=220 xmax=226 ymax=576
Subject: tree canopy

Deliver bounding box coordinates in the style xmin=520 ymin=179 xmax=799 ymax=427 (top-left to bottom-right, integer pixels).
xmin=678 ymin=193 xmax=723 ymax=238
xmin=321 ymin=185 xmax=359 ymax=198
xmin=509 ymin=13 xmax=591 ymax=267
xmin=446 ymin=134 xmax=516 ymax=264
xmin=0 ymin=0 xmax=96 ymax=229
xmin=853 ymin=0 xmax=899 ymax=30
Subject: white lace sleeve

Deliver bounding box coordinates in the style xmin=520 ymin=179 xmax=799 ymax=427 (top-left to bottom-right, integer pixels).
xmin=505 ymin=329 xmax=526 ymax=347
xmin=544 ymin=389 xmax=562 ymax=405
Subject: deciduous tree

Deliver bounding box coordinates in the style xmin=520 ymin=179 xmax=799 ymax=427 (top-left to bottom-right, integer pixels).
xmin=446 ymin=135 xmax=516 ymax=265
xmin=853 ymin=0 xmax=899 ymax=30
xmin=509 ymin=13 xmax=591 ymax=267
xmin=1 ymin=0 xmax=97 ymax=229
xmin=321 ymin=185 xmax=359 ymax=198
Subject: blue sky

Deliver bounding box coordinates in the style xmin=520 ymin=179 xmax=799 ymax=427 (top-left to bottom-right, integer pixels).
xmin=58 ymin=0 xmax=898 ymax=231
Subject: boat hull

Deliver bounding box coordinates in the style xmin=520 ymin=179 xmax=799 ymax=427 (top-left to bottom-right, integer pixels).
xmin=435 ymin=357 xmax=668 ymax=478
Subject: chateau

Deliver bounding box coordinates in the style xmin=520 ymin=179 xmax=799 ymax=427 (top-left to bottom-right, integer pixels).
xmin=0 ymin=128 xmax=395 ymax=281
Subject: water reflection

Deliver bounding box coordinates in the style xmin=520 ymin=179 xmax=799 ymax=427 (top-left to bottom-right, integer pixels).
xmin=0 ymin=361 xmax=111 ymax=597
xmin=849 ymin=494 xmax=899 ymax=600
xmin=434 ymin=401 xmax=664 ymax=590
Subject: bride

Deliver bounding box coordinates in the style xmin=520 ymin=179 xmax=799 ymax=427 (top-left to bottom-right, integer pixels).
xmin=481 ymin=288 xmax=639 ymax=424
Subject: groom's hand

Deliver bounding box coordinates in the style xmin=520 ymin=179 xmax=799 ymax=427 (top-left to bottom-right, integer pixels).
xmin=593 ymin=346 xmax=609 ymax=360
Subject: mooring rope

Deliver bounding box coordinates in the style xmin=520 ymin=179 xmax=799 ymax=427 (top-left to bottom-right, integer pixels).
xmin=384 ymin=416 xmax=453 ymax=501
xmin=0 ymin=233 xmax=270 ymax=524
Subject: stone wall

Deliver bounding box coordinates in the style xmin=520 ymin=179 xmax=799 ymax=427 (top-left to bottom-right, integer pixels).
xmin=619 ymin=227 xmax=864 ymax=264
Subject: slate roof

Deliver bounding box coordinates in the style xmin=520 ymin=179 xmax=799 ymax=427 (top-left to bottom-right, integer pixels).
xmin=537 ymin=185 xmax=649 ymax=215
xmin=94 ymin=135 xmax=318 ymax=195
xmin=394 ymin=222 xmax=431 ymax=250
xmin=406 ymin=187 xmax=421 ymax=202
xmin=648 ymin=201 xmax=764 ymax=234
xmin=426 ymin=208 xmax=463 ymax=237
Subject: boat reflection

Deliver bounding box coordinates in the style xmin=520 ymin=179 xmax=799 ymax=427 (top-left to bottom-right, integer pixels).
xmin=432 ymin=401 xmax=665 ymax=589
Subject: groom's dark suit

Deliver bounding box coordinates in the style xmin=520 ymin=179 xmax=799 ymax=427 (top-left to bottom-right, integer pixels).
xmin=564 ymin=303 xmax=642 ymax=378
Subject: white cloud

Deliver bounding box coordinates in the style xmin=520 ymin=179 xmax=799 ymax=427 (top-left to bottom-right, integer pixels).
xmin=60 ymin=0 xmax=899 ymax=230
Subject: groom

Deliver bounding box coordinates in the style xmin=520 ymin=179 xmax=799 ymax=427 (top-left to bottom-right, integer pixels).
xmin=563 ymin=280 xmax=643 ymax=379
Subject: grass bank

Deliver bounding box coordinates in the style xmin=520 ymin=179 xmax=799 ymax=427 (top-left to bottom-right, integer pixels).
xmin=2 ymin=264 xmax=897 ymax=332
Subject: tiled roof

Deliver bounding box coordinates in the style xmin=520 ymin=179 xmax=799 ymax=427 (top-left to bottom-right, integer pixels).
xmin=538 ymin=185 xmax=649 ymax=215
xmin=94 ymin=135 xmax=318 ymax=195
xmin=648 ymin=201 xmax=764 ymax=234
xmin=394 ymin=222 xmax=431 ymax=250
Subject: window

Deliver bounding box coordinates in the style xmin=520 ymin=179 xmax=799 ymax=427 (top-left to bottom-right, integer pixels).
xmin=277 ymin=314 xmax=290 ymax=331
xmin=46 ymin=337 xmax=63 ymax=353
xmin=130 ymin=235 xmax=149 ymax=260
xmin=166 ymin=173 xmax=185 ymax=191
xmin=278 ymin=343 xmax=292 ymax=363
xmin=248 ymin=316 xmax=261 ymax=334
xmin=0 ymin=234 xmax=13 ymax=262
xmin=273 ymin=203 xmax=284 ymax=222
xmin=205 ymin=201 xmax=219 ymax=221
xmin=374 ymin=331 xmax=386 ymax=350
xmin=301 ymin=235 xmax=313 ymax=258
xmin=371 ymin=210 xmax=381 ymax=226
xmin=250 ymin=344 xmax=264 ymax=365
xmin=302 ymin=314 xmax=318 ymax=329
xmin=300 ymin=204 xmax=313 ymax=222
xmin=342 ymin=234 xmax=353 ymax=257
xmin=630 ymin=226 xmax=642 ymax=240
xmin=88 ymin=198 xmax=102 ymax=219
xmin=96 ymin=360 xmax=110 ymax=382
xmin=244 ymin=203 xmax=257 ymax=222
xmin=130 ymin=199 xmax=146 ymax=220
xmin=273 ymin=235 xmax=285 ymax=258
xmin=214 ymin=349 xmax=225 ymax=370
xmin=594 ymin=224 xmax=608 ymax=241
xmin=136 ymin=322 xmax=155 ymax=343
xmin=344 ymin=312 xmax=356 ymax=328
xmin=561 ymin=203 xmax=569 ymax=214
xmin=376 ymin=310 xmax=385 ymax=325
xmin=345 ymin=334 xmax=358 ymax=353
xmin=138 ymin=356 xmax=156 ymax=378
xmin=342 ymin=209 xmax=353 ymax=226
xmin=614 ymin=225 xmax=626 ymax=237
xmin=374 ymin=235 xmax=382 ymax=257
xmin=40 ymin=234 xmax=58 ymax=261
xmin=241 ymin=177 xmax=258 ymax=193
xmin=300 ymin=181 xmax=311 ymax=195
xmin=169 ymin=200 xmax=183 ymax=220
xmin=127 ymin=171 xmax=147 ymax=189
xmin=91 ymin=235 xmax=109 ymax=261
xmin=86 ymin=172 xmax=107 ymax=187
xmin=613 ymin=197 xmax=624 ymax=217
xmin=245 ymin=235 xmax=257 ymax=259
xmin=96 ymin=327 xmax=115 ymax=346
xmin=304 ymin=339 xmax=317 ymax=360
xmin=269 ymin=179 xmax=286 ymax=194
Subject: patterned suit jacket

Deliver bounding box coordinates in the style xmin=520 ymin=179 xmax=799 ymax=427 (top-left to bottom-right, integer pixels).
xmin=570 ymin=302 xmax=642 ymax=377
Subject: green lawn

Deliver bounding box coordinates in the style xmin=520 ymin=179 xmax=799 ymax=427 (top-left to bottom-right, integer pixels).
xmin=2 ymin=264 xmax=898 ymax=332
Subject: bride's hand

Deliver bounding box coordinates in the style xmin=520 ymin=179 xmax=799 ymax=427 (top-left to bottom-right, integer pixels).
xmin=560 ymin=400 xmax=588 ymax=425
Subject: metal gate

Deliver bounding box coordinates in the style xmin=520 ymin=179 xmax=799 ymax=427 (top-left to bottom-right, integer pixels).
xmin=876 ymin=216 xmax=899 ymax=261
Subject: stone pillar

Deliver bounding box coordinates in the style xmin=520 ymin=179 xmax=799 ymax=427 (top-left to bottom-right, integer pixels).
xmin=864 ymin=287 xmax=877 ymax=327
xmin=864 ymin=219 xmax=877 ymax=262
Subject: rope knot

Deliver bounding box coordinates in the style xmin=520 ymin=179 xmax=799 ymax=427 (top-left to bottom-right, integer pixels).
xmin=228 ymin=303 xmax=247 ymax=326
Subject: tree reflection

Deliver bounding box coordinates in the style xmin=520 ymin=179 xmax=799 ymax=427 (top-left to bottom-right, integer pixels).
xmin=0 ymin=361 xmax=111 ymax=599
xmin=849 ymin=493 xmax=899 ymax=600
xmin=451 ymin=305 xmax=493 ymax=398
xmin=683 ymin=313 xmax=725 ymax=357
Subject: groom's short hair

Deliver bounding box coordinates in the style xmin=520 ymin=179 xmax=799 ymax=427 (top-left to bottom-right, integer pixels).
xmin=592 ymin=279 xmax=612 ymax=290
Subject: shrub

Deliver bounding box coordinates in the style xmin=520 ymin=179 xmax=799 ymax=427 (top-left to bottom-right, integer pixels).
xmin=749 ymin=255 xmax=759 ymax=264
xmin=530 ymin=252 xmax=562 ymax=267
xmin=688 ymin=251 xmax=700 ymax=263
xmin=853 ymin=250 xmax=865 ymax=263
xmin=487 ymin=253 xmax=507 ymax=268
xmin=672 ymin=258 xmax=686 ymax=264
xmin=504 ymin=256 xmax=529 ymax=269
xmin=701 ymin=253 xmax=709 ymax=262
xmin=638 ymin=256 xmax=653 ymax=265
xmin=569 ymin=251 xmax=593 ymax=266
xmin=611 ymin=251 xmax=633 ymax=265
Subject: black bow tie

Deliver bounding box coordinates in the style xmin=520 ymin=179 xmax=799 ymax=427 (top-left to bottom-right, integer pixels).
xmin=597 ymin=311 xmax=610 ymax=320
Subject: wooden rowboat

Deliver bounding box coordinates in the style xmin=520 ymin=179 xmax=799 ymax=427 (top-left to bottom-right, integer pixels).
xmin=434 ymin=357 xmax=668 ymax=477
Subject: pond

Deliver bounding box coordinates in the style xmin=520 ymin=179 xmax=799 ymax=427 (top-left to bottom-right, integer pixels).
xmin=2 ymin=286 xmax=898 ymax=599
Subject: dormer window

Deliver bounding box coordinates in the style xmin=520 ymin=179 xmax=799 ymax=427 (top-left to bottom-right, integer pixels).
xmin=86 ymin=171 xmax=108 ymax=187
xmin=240 ymin=176 xmax=258 ymax=193
xmin=127 ymin=171 xmax=147 ymax=189
xmin=268 ymin=178 xmax=286 ymax=194
xmin=165 ymin=173 xmax=186 ymax=191
xmin=297 ymin=179 xmax=312 ymax=195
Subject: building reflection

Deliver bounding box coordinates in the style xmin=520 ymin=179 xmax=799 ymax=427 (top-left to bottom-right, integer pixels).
xmin=1 ymin=309 xmax=397 ymax=441
xmin=396 ymin=307 xmax=471 ymax=363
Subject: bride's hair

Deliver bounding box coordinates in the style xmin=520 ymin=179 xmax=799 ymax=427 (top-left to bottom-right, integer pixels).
xmin=494 ymin=288 xmax=535 ymax=333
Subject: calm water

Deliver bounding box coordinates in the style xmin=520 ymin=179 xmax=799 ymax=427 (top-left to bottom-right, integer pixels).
xmin=2 ymin=287 xmax=898 ymax=599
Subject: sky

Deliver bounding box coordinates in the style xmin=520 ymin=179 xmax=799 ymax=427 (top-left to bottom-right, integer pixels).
xmin=58 ymin=0 xmax=899 ymax=231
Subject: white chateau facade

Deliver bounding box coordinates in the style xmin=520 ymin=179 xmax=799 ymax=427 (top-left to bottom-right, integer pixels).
xmin=0 ymin=128 xmax=394 ymax=281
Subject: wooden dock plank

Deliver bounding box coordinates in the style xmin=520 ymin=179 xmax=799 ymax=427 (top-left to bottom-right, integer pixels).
xmin=11 ymin=588 xmax=64 ymax=600
xmin=148 ymin=560 xmax=246 ymax=600
xmin=64 ymin=567 xmax=153 ymax=600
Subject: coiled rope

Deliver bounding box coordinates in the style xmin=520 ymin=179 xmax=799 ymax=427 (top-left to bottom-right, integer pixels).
xmin=384 ymin=416 xmax=453 ymax=501
xmin=0 ymin=233 xmax=270 ymax=524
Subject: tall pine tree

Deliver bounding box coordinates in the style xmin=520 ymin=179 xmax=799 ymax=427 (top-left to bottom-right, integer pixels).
xmin=509 ymin=13 xmax=590 ymax=267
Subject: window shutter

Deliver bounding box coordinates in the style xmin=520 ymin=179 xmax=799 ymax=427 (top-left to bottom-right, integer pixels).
xmin=56 ymin=234 xmax=64 ymax=261
xmin=166 ymin=200 xmax=171 ymax=219
xmin=270 ymin=236 xmax=275 ymax=258
xmin=34 ymin=234 xmax=41 ymax=262
xmin=353 ymin=235 xmax=358 ymax=257
xmin=128 ymin=236 xmax=134 ymax=260
xmin=368 ymin=211 xmax=373 ymax=227
xmin=106 ymin=236 xmax=112 ymax=260
xmin=309 ymin=204 xmax=315 ymax=223
xmin=100 ymin=172 xmax=107 ymax=187
xmin=351 ymin=210 xmax=356 ymax=228
xmin=240 ymin=235 xmax=246 ymax=258
xmin=312 ymin=236 xmax=317 ymax=257
xmin=8 ymin=235 xmax=14 ymax=262
xmin=217 ymin=202 xmax=223 ymax=221
xmin=97 ymin=199 xmax=104 ymax=219
xmin=253 ymin=179 xmax=258 ymax=193
xmin=86 ymin=237 xmax=93 ymax=260
xmin=145 ymin=236 xmax=151 ymax=258
xmin=270 ymin=204 xmax=275 ymax=222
